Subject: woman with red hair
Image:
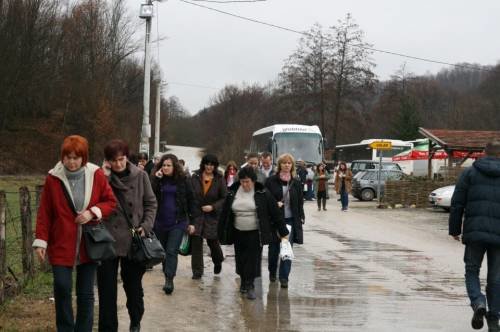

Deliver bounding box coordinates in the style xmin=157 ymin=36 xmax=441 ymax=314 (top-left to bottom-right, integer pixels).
xmin=33 ymin=135 xmax=117 ymax=332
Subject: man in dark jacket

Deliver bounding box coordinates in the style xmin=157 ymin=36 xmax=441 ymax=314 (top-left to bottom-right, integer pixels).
xmin=449 ymin=141 xmax=500 ymax=332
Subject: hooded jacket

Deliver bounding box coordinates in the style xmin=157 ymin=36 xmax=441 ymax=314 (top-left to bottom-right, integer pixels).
xmin=33 ymin=162 xmax=117 ymax=266
xmin=449 ymin=157 xmax=500 ymax=245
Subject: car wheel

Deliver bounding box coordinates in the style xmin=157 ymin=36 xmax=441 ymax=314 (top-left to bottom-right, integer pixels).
xmin=361 ymin=188 xmax=375 ymax=201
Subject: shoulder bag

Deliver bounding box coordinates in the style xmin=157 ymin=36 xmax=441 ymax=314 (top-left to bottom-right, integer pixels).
xmin=115 ymin=191 xmax=166 ymax=267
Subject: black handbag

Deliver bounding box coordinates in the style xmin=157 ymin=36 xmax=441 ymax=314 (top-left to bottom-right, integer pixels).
xmin=116 ymin=192 xmax=165 ymax=267
xmin=129 ymin=230 xmax=166 ymax=267
xmin=83 ymin=222 xmax=116 ymax=261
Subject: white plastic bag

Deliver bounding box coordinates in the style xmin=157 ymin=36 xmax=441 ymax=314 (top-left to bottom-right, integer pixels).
xmin=279 ymin=239 xmax=294 ymax=261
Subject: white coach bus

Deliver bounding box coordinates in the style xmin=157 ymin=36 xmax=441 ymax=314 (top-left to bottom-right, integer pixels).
xmin=249 ymin=124 xmax=325 ymax=165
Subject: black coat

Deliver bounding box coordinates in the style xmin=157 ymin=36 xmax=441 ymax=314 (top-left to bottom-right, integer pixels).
xmin=190 ymin=170 xmax=227 ymax=239
xmin=265 ymin=174 xmax=305 ymax=244
xmin=150 ymin=174 xmax=194 ymax=225
xmin=449 ymin=157 xmax=500 ymax=245
xmin=218 ymin=182 xmax=289 ymax=245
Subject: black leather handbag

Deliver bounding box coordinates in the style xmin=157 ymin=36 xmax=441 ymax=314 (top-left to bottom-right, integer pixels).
xmin=128 ymin=230 xmax=166 ymax=267
xmin=116 ymin=193 xmax=165 ymax=267
xmin=83 ymin=222 xmax=116 ymax=261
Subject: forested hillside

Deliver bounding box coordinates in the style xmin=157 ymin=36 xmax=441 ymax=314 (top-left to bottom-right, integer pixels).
xmin=1 ymin=3 xmax=498 ymax=173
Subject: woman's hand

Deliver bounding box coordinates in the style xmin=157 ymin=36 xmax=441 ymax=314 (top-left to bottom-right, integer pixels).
xmin=277 ymin=201 xmax=284 ymax=208
xmin=136 ymin=227 xmax=146 ymax=237
xmin=35 ymin=247 xmax=46 ymax=262
xmin=187 ymin=225 xmax=195 ymax=235
xmin=75 ymin=210 xmax=94 ymax=224
xmin=201 ymin=205 xmax=213 ymax=213
xmin=155 ymin=170 xmax=163 ymax=178
xmin=281 ymin=235 xmax=289 ymax=241
xmin=102 ymin=160 xmax=111 ymax=177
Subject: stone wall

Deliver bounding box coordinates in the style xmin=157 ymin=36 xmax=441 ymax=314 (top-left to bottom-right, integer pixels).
xmin=383 ymin=178 xmax=457 ymax=208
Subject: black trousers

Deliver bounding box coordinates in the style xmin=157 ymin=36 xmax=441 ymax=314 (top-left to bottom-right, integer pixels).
xmin=234 ymin=229 xmax=262 ymax=286
xmin=317 ymin=190 xmax=327 ymax=209
xmin=97 ymin=257 xmax=146 ymax=331
xmin=190 ymin=235 xmax=224 ymax=276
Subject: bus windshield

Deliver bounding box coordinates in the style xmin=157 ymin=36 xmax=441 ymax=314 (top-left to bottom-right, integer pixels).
xmin=274 ymin=132 xmax=323 ymax=164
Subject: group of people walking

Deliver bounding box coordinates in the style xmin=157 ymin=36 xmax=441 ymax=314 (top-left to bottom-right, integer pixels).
xmin=32 ymin=136 xmax=310 ymax=331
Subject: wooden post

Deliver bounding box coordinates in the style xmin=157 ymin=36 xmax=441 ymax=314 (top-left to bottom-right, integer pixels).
xmin=19 ymin=187 xmax=35 ymax=279
xmin=0 ymin=191 xmax=6 ymax=304
xmin=34 ymin=185 xmax=49 ymax=272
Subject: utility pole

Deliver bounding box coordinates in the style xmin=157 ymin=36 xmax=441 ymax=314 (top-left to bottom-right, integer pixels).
xmin=139 ymin=1 xmax=154 ymax=154
xmin=154 ymin=80 xmax=161 ymax=155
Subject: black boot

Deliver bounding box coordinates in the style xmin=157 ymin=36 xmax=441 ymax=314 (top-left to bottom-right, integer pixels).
xmin=240 ymin=279 xmax=248 ymax=294
xmin=163 ymin=277 xmax=174 ymax=295
xmin=130 ymin=323 xmax=140 ymax=332
xmin=471 ymin=302 xmax=487 ymax=329
xmin=487 ymin=312 xmax=500 ymax=332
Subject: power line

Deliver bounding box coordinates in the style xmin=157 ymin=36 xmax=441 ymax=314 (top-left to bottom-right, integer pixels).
xmin=167 ymin=81 xmax=220 ymax=89
xmin=179 ymin=0 xmax=496 ymax=73
xmin=191 ymin=0 xmax=267 ymax=3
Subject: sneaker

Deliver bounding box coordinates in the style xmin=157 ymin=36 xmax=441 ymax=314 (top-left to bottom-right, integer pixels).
xmin=472 ymin=303 xmax=487 ymax=329
xmin=486 ymin=312 xmax=500 ymax=332
xmin=214 ymin=264 xmax=222 ymax=275
xmin=279 ymin=279 xmax=288 ymax=289
xmin=163 ymin=277 xmax=174 ymax=295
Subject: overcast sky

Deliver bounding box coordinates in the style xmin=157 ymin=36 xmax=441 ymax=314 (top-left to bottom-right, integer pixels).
xmin=125 ymin=0 xmax=500 ymax=114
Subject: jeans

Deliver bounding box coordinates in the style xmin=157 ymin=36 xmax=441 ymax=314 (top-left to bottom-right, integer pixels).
xmin=464 ymin=243 xmax=500 ymax=318
xmin=97 ymin=257 xmax=146 ymax=331
xmin=340 ymin=190 xmax=349 ymax=210
xmin=157 ymin=227 xmax=185 ymax=278
xmin=268 ymin=218 xmax=293 ymax=281
xmin=52 ymin=263 xmax=96 ymax=332
xmin=190 ymin=235 xmax=224 ymax=276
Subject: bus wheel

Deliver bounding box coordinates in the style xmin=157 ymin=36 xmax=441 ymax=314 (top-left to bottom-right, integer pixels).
xmin=361 ymin=188 xmax=375 ymax=201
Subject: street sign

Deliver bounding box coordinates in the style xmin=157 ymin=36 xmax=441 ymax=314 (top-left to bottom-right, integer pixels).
xmin=369 ymin=141 xmax=392 ymax=150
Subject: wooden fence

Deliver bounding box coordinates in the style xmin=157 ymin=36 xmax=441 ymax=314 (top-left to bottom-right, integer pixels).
xmin=0 ymin=186 xmax=43 ymax=304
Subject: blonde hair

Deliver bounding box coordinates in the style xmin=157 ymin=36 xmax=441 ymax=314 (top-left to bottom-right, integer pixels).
xmin=277 ymin=153 xmax=296 ymax=177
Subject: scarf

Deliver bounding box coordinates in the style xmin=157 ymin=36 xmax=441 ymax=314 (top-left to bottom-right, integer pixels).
xmin=279 ymin=171 xmax=291 ymax=182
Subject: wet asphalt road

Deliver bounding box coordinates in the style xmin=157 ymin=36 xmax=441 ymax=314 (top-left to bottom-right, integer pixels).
xmin=116 ymin=198 xmax=476 ymax=331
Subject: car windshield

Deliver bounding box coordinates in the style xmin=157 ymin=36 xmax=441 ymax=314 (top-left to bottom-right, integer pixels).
xmin=274 ymin=133 xmax=322 ymax=164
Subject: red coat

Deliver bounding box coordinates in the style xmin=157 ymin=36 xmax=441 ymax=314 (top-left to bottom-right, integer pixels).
xmin=33 ymin=162 xmax=117 ymax=267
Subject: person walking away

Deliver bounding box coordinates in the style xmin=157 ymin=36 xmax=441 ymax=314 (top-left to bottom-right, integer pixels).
xmin=33 ymin=135 xmax=117 ymax=332
xmin=97 ymin=139 xmax=157 ymax=332
xmin=224 ymin=160 xmax=238 ymax=188
xmin=265 ymin=153 xmax=305 ymax=288
xmin=314 ymin=163 xmax=331 ymax=211
xmin=335 ymin=162 xmax=352 ymax=211
xmin=449 ymin=141 xmax=500 ymax=332
xmin=218 ymin=167 xmax=289 ymax=299
xmin=151 ymin=154 xmax=193 ymax=295
xmin=189 ymin=154 xmax=227 ymax=279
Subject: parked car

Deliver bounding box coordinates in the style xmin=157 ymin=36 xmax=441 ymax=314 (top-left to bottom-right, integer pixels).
xmin=352 ymin=169 xmax=406 ymax=201
xmin=428 ymin=185 xmax=455 ymax=211
xmin=350 ymin=160 xmax=402 ymax=175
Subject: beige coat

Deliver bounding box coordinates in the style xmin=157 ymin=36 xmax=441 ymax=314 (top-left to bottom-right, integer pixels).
xmin=335 ymin=169 xmax=353 ymax=194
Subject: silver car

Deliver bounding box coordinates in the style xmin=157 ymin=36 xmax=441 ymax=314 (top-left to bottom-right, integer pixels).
xmin=351 ymin=170 xmax=406 ymax=201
